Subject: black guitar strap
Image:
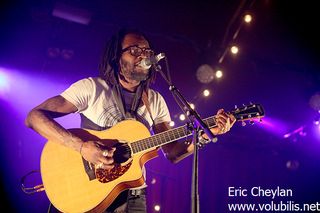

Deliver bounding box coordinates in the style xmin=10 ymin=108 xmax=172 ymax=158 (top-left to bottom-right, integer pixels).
xmin=112 ymin=82 xmax=145 ymax=120
xmin=141 ymin=90 xmax=155 ymax=130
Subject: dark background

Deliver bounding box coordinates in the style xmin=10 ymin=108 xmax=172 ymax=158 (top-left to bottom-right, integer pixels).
xmin=1 ymin=0 xmax=319 ymax=212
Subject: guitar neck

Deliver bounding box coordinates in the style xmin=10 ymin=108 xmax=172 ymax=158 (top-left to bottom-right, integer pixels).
xmin=130 ymin=103 xmax=265 ymax=154
xmin=130 ymin=115 xmax=217 ymax=154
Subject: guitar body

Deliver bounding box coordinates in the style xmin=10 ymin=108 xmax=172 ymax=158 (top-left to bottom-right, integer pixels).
xmin=40 ymin=120 xmax=158 ymax=213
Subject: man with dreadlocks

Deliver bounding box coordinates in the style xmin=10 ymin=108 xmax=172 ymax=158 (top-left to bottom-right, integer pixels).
xmin=25 ymin=28 xmax=235 ymax=212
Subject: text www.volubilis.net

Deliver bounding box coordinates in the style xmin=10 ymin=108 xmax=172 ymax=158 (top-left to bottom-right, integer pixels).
xmin=228 ymin=201 xmax=320 ymax=212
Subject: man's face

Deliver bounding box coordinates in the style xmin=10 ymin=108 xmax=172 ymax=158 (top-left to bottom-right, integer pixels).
xmin=119 ymin=33 xmax=153 ymax=82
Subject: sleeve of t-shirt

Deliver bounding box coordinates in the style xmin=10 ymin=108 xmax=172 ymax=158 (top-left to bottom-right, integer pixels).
xmin=60 ymin=78 xmax=94 ymax=113
xmin=153 ymin=91 xmax=171 ymax=125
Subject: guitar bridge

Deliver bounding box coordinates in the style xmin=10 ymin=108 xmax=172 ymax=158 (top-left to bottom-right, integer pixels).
xmin=95 ymin=161 xmax=132 ymax=183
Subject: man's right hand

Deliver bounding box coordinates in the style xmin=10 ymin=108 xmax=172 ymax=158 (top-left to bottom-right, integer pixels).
xmin=80 ymin=141 xmax=116 ymax=170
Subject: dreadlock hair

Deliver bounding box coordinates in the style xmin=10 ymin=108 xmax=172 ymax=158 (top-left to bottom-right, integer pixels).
xmin=99 ymin=28 xmax=156 ymax=90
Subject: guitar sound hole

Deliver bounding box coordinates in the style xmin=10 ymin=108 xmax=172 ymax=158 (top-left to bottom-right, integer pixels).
xmin=113 ymin=143 xmax=132 ymax=164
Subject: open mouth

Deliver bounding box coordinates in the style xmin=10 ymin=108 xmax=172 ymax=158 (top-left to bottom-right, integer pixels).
xmin=135 ymin=63 xmax=147 ymax=70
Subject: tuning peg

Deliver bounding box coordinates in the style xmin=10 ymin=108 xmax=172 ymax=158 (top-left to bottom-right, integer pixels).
xmin=242 ymin=104 xmax=247 ymax=110
xmin=249 ymin=120 xmax=255 ymax=125
xmin=241 ymin=121 xmax=246 ymax=126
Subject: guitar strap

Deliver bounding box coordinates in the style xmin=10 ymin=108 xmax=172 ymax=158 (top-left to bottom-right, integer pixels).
xmin=112 ymin=82 xmax=155 ymax=130
xmin=141 ymin=90 xmax=156 ymax=129
xmin=112 ymin=82 xmax=144 ymax=119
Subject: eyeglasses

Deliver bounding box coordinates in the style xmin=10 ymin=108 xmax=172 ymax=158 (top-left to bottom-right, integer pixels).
xmin=121 ymin=45 xmax=155 ymax=57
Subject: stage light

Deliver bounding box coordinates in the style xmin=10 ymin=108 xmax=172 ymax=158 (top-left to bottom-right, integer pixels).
xmin=286 ymin=160 xmax=299 ymax=171
xmin=0 ymin=69 xmax=10 ymax=94
xmin=151 ymin=178 xmax=156 ymax=184
xmin=61 ymin=49 xmax=74 ymax=60
xmin=154 ymin=205 xmax=160 ymax=211
xmin=203 ymin=89 xmax=210 ymax=97
xmin=52 ymin=2 xmax=91 ymax=25
xmin=47 ymin=47 xmax=60 ymax=58
xmin=190 ymin=103 xmax=195 ymax=109
xmin=179 ymin=114 xmax=186 ymax=121
xmin=196 ymin=64 xmax=215 ymax=84
xmin=215 ymin=70 xmax=223 ymax=78
xmin=244 ymin=14 xmax=252 ymax=23
xmin=230 ymin=46 xmax=239 ymax=54
xmin=309 ymin=92 xmax=320 ymax=112
xmin=169 ymin=121 xmax=175 ymax=127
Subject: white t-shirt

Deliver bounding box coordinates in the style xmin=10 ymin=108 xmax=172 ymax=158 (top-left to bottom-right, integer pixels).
xmin=60 ymin=77 xmax=171 ymax=130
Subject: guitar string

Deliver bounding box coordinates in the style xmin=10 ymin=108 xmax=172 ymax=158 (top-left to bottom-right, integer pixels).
xmin=131 ymin=115 xmax=218 ymax=154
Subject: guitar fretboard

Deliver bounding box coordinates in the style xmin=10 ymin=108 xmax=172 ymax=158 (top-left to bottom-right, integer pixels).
xmin=130 ymin=115 xmax=217 ymax=154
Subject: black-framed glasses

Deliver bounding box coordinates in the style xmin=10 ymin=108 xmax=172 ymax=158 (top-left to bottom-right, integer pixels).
xmin=121 ymin=45 xmax=155 ymax=57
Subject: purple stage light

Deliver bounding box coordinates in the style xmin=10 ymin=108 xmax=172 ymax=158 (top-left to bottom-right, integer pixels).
xmin=0 ymin=68 xmax=10 ymax=96
xmin=255 ymin=116 xmax=290 ymax=137
xmin=314 ymin=120 xmax=320 ymax=141
xmin=52 ymin=2 xmax=91 ymax=25
xmin=0 ymin=66 xmax=80 ymax=128
xmin=283 ymin=126 xmax=306 ymax=139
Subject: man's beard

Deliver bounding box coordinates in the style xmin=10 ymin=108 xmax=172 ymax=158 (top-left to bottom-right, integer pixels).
xmin=120 ymin=60 xmax=149 ymax=82
xmin=128 ymin=69 xmax=149 ymax=81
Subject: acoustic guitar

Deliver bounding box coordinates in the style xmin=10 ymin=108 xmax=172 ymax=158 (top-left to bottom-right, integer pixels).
xmin=40 ymin=103 xmax=264 ymax=212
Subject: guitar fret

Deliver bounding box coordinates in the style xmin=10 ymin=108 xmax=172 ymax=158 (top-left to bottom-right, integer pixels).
xmin=168 ymin=130 xmax=174 ymax=141
xmin=146 ymin=138 xmax=152 ymax=149
xmin=131 ymin=143 xmax=136 ymax=153
xmin=142 ymin=139 xmax=148 ymax=150
xmin=150 ymin=137 xmax=155 ymax=149
xmin=138 ymin=141 xmax=143 ymax=152
xmin=155 ymin=134 xmax=161 ymax=147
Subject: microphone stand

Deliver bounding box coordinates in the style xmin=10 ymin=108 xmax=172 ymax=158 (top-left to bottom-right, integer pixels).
xmin=153 ymin=61 xmax=217 ymax=213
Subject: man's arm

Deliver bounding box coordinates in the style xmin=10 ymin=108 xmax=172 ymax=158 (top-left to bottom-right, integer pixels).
xmin=25 ymin=95 xmax=82 ymax=151
xmin=156 ymin=109 xmax=236 ymax=164
xmin=154 ymin=122 xmax=194 ymax=164
xmin=25 ymin=95 xmax=114 ymax=169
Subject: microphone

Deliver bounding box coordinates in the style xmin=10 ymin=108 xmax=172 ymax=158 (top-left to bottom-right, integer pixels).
xmin=139 ymin=53 xmax=166 ymax=69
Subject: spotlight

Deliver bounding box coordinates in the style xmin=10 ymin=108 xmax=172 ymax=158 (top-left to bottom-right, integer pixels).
xmin=215 ymin=70 xmax=223 ymax=79
xmin=286 ymin=160 xmax=299 ymax=171
xmin=309 ymin=92 xmax=320 ymax=112
xmin=151 ymin=178 xmax=156 ymax=184
xmin=0 ymin=70 xmax=10 ymax=93
xmin=196 ymin=64 xmax=214 ymax=84
xmin=179 ymin=114 xmax=186 ymax=121
xmin=244 ymin=14 xmax=252 ymax=23
xmin=314 ymin=117 xmax=320 ymax=126
xmin=169 ymin=121 xmax=175 ymax=127
xmin=52 ymin=2 xmax=91 ymax=25
xmin=203 ymin=89 xmax=210 ymax=97
xmin=154 ymin=205 xmax=160 ymax=211
xmin=47 ymin=47 xmax=60 ymax=58
xmin=230 ymin=46 xmax=239 ymax=54
xmin=61 ymin=49 xmax=74 ymax=60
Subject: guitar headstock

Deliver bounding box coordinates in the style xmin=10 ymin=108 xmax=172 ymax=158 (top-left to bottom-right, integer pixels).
xmin=231 ymin=103 xmax=265 ymax=125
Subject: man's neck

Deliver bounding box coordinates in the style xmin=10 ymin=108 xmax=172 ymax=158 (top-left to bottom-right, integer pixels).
xmin=119 ymin=77 xmax=140 ymax=92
